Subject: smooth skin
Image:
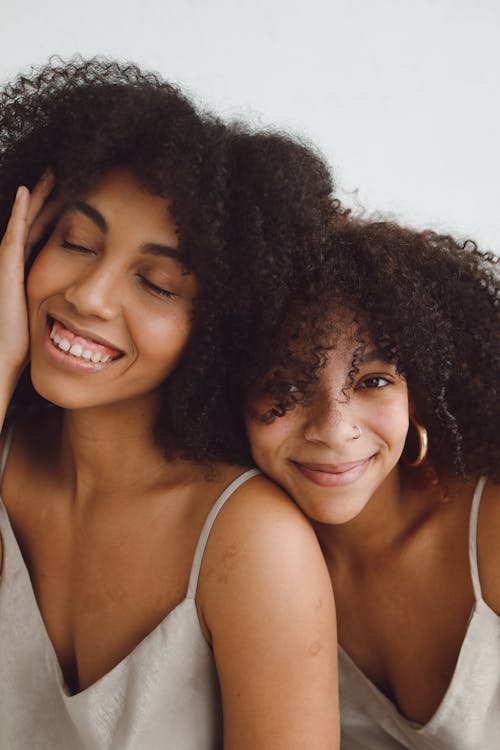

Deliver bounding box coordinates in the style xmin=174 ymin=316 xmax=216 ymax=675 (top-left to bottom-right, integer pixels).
xmin=0 ymin=170 xmax=339 ymax=749
xmin=246 ymin=330 xmax=500 ymax=726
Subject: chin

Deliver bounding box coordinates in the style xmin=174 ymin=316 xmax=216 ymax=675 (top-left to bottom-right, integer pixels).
xmin=290 ymin=486 xmax=364 ymax=526
xmin=30 ymin=369 xmax=91 ymax=410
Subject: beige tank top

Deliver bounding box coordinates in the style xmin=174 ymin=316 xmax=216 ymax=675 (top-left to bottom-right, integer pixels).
xmin=0 ymin=430 xmax=260 ymax=749
xmin=339 ymin=476 xmax=500 ymax=749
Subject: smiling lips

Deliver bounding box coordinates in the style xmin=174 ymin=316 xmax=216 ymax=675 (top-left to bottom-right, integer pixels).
xmin=49 ymin=318 xmax=122 ymax=364
xmin=294 ymin=457 xmax=372 ymax=487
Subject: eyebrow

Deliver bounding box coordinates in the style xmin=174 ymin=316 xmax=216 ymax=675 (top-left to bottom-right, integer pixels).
xmin=70 ymin=201 xmax=108 ymax=233
xmin=66 ymin=201 xmax=185 ymax=266
xmin=140 ymin=242 xmax=185 ymax=266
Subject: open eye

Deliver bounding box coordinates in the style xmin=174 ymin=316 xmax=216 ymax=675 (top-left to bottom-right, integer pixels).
xmin=357 ymin=375 xmax=391 ymax=390
xmin=264 ymin=379 xmax=303 ymax=400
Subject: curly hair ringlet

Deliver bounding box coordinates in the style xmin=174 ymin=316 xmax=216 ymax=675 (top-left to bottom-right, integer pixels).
xmin=1 ymin=56 xmax=338 ymax=465
xmin=240 ymin=213 xmax=499 ymax=481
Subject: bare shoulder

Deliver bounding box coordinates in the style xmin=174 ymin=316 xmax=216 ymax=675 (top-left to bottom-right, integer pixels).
xmin=199 ymin=473 xmax=329 ymax=609
xmin=476 ymin=477 xmax=500 ymax=612
xmin=198 ymin=473 xmax=339 ymax=749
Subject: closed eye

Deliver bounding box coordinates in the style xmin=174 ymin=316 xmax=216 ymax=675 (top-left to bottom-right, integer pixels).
xmin=137 ymin=275 xmax=175 ymax=299
xmin=61 ymin=240 xmax=95 ymax=255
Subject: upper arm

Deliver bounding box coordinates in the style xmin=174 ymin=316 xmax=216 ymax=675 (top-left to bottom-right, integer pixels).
xmin=198 ymin=476 xmax=339 ymax=750
xmin=477 ymin=478 xmax=500 ymax=613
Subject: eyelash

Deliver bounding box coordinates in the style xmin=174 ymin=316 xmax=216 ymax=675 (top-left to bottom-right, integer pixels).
xmin=61 ymin=241 xmax=175 ymax=299
xmin=356 ymin=375 xmax=392 ymax=390
xmin=61 ymin=240 xmax=95 ymax=254
xmin=136 ymin=275 xmax=175 ymax=299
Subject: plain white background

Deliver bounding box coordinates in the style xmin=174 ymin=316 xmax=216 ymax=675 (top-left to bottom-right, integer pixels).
xmin=0 ymin=0 xmax=498 ymax=251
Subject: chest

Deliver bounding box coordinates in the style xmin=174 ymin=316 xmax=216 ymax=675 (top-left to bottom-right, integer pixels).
xmin=338 ymin=599 xmax=500 ymax=748
xmin=2 ymin=475 xmax=210 ymax=694
xmin=333 ymin=525 xmax=475 ymax=724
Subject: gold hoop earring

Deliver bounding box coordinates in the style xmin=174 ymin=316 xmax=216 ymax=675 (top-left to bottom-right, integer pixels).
xmin=402 ymin=415 xmax=428 ymax=468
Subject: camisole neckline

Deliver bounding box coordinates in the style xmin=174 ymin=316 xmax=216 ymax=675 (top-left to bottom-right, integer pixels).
xmin=338 ymin=475 xmax=498 ymax=735
xmin=0 ymin=429 xmax=260 ymax=698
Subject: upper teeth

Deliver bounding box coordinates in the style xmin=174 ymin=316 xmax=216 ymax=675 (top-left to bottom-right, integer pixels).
xmin=50 ymin=326 xmax=112 ymax=363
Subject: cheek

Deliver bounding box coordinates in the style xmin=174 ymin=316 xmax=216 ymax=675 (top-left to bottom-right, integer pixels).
xmin=26 ymin=250 xmax=53 ymax=311
xmin=244 ymin=412 xmax=294 ymax=468
xmin=373 ymin=403 xmax=409 ymax=451
xmin=128 ymin=305 xmax=193 ymax=367
xmin=27 ymin=241 xmax=70 ymax=294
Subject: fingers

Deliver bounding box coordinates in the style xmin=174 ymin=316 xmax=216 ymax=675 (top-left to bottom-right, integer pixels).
xmin=26 ymin=170 xmax=56 ymax=227
xmin=0 ymin=188 xmax=32 ymax=380
xmin=2 ymin=186 xmax=30 ymax=258
xmin=1 ymin=172 xmax=58 ymax=266
xmin=26 ymin=171 xmax=62 ymax=262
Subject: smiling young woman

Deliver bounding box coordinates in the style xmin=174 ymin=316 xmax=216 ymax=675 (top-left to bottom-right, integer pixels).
xmin=27 ymin=168 xmax=198 ymax=411
xmin=0 ymin=59 xmax=340 ymax=750
xmin=241 ymin=215 xmax=500 ymax=749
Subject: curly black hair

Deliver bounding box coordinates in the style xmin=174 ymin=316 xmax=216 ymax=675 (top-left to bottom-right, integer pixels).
xmin=240 ymin=214 xmax=499 ymax=480
xmin=1 ymin=56 xmax=336 ymax=464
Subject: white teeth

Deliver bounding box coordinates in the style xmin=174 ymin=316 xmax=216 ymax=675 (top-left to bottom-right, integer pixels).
xmin=49 ymin=327 xmax=61 ymax=344
xmin=50 ymin=320 xmax=115 ymax=363
xmin=69 ymin=343 xmax=83 ymax=357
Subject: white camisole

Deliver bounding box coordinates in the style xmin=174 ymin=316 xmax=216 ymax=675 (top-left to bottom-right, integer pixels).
xmin=0 ymin=429 xmax=260 ymax=750
xmin=339 ymin=476 xmax=500 ymax=749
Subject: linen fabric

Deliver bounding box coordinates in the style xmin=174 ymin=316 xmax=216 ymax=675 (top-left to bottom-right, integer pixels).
xmin=339 ymin=476 xmax=500 ymax=749
xmin=0 ymin=429 xmax=260 ymax=750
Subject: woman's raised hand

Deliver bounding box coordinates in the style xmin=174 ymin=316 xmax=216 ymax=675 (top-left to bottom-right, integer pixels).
xmin=0 ymin=172 xmax=56 ymax=405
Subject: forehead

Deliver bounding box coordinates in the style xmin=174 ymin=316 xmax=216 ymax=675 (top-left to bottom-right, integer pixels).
xmin=59 ymin=167 xmax=179 ymax=243
xmin=80 ymin=167 xmax=171 ymax=212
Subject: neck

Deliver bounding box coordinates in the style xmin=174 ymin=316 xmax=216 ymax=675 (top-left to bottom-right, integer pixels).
xmin=314 ymin=467 xmax=420 ymax=568
xmin=53 ymin=392 xmax=181 ymax=502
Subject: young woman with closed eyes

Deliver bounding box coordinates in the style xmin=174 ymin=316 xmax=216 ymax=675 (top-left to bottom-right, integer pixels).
xmin=242 ymin=216 xmax=499 ymax=749
xmin=0 ymin=59 xmax=339 ymax=750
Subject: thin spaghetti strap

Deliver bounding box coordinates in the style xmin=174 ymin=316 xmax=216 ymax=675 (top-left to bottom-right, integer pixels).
xmin=0 ymin=427 xmax=14 ymax=483
xmin=186 ymin=468 xmax=261 ymax=599
xmin=468 ymin=475 xmax=488 ymax=602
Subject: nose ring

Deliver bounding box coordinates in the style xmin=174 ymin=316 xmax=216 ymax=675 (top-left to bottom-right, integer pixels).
xmin=352 ymin=425 xmax=361 ymax=440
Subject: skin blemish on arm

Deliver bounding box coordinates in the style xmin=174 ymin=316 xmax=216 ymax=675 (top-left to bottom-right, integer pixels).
xmin=308 ymin=640 xmax=322 ymax=657
xmin=217 ymin=543 xmax=238 ymax=584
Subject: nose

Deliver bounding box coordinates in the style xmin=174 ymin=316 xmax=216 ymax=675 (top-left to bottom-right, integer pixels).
xmin=302 ymin=393 xmax=360 ymax=447
xmin=64 ymin=263 xmax=121 ymax=321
